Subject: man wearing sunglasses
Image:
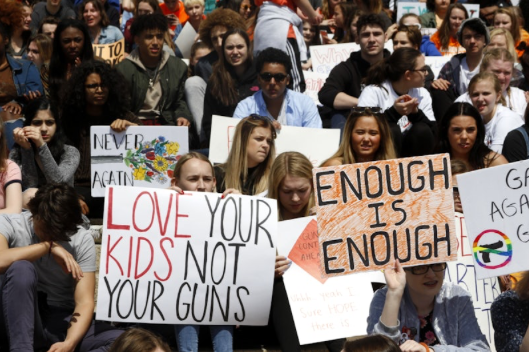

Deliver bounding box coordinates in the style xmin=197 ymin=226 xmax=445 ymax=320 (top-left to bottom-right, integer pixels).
xmin=318 ymin=14 xmax=390 ymax=132
xmin=233 ymin=47 xmax=322 ymax=129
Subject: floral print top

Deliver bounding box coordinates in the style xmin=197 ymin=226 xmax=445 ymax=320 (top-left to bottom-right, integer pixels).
xmin=419 ymin=312 xmax=439 ymax=346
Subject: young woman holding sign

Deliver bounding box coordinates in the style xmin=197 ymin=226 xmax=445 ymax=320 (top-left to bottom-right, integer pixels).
xmin=267 ymin=151 xmax=345 ymax=352
xmin=367 ymin=260 xmax=489 ymax=351
xmin=321 ymin=107 xmax=396 ymax=167
xmin=214 ymin=115 xmax=276 ymax=195
xmin=169 ymin=151 xmax=239 ymax=352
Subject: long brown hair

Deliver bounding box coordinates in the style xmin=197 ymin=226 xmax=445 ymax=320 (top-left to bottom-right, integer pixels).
xmin=365 ymin=47 xmax=422 ymax=86
xmin=493 ymin=7 xmax=520 ymax=43
xmin=221 ymin=116 xmax=276 ymax=194
xmin=79 ymin=0 xmax=110 ymax=28
xmin=209 ymin=28 xmax=252 ymax=107
xmin=438 ymin=3 xmax=468 ymax=51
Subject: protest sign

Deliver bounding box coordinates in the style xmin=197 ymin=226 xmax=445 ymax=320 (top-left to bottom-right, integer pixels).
xmin=314 ymin=154 xmax=457 ymax=276
xmin=445 ymin=213 xmax=499 ymax=351
xmin=90 ymin=126 xmax=188 ymax=197
xmin=303 ymin=71 xmax=328 ymax=106
xmin=425 ymin=56 xmax=451 ymax=79
xmin=397 ymin=2 xmax=479 ymax=22
xmin=209 ymin=116 xmax=340 ymax=166
xmin=96 ymin=186 xmax=277 ymax=325
xmin=457 ymin=159 xmax=529 ymax=279
xmin=175 ymin=22 xmax=197 ymax=58
xmin=277 ymin=216 xmax=383 ymax=344
xmin=92 ymin=38 xmax=125 ymax=67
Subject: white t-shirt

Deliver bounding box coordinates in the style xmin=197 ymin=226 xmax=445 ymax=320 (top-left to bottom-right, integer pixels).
xmin=484 ymin=105 xmax=524 ymax=153
xmin=455 ymin=87 xmax=527 ymax=119
xmin=458 ymin=57 xmax=480 ymax=94
xmin=358 ymin=80 xmax=435 ymax=133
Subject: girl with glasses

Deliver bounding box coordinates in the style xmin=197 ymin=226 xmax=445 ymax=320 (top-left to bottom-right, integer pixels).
xmin=358 ymin=47 xmax=436 ymax=157
xmin=367 ymin=260 xmax=489 ymax=351
xmin=10 ymin=98 xmax=79 ymax=209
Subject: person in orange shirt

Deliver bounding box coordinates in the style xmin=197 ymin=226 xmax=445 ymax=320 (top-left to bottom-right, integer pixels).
xmin=430 ymin=3 xmax=468 ymax=56
xmin=160 ymin=0 xmax=189 ymax=31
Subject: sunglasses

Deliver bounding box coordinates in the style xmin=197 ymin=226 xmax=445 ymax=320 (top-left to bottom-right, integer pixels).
xmin=351 ymin=106 xmax=382 ymax=114
xmin=259 ymin=72 xmax=288 ymax=83
xmin=404 ymin=263 xmax=447 ymax=275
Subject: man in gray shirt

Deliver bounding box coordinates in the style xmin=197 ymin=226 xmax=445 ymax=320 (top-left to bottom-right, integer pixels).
xmin=31 ymin=0 xmax=76 ymax=31
xmin=0 ymin=184 xmax=122 ymax=351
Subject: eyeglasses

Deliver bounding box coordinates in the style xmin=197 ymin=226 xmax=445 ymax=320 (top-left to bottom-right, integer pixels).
xmin=259 ymin=72 xmax=288 ymax=83
xmin=31 ymin=120 xmax=56 ymax=127
xmin=85 ymin=83 xmax=107 ymax=90
xmin=411 ymin=67 xmax=429 ymax=74
xmin=404 ymin=263 xmax=447 ymax=275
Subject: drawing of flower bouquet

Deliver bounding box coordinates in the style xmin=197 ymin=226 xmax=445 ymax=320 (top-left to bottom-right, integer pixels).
xmin=124 ymin=136 xmax=181 ymax=184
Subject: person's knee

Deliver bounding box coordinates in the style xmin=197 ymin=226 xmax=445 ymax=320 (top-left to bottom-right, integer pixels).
xmin=4 ymin=260 xmax=37 ymax=288
xmin=185 ymin=77 xmax=206 ymax=95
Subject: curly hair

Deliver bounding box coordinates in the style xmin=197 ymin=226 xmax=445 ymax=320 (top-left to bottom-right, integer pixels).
xmin=198 ymin=8 xmax=246 ymax=49
xmin=0 ymin=0 xmax=23 ymax=37
xmin=79 ymin=0 xmax=110 ymax=28
xmin=255 ymin=47 xmax=292 ymax=74
xmin=61 ymin=60 xmax=132 ymax=147
xmin=130 ymin=13 xmax=168 ymax=37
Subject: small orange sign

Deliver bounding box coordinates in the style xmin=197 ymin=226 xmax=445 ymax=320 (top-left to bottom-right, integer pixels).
xmin=288 ymin=219 xmax=327 ymax=284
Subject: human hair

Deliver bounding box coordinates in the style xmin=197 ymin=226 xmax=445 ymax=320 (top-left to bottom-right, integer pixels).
xmin=334 ymin=2 xmax=357 ymax=43
xmin=22 ymin=98 xmax=66 ymax=163
xmin=321 ymin=0 xmax=336 ymax=20
xmin=488 ymin=28 xmax=517 ymax=60
xmin=198 ymin=8 xmax=246 ymax=49
xmin=468 ymin=71 xmax=505 ymax=106
xmin=451 ymin=159 xmax=468 ymax=176
xmin=29 ymin=33 xmax=53 ymax=64
xmin=438 ymin=3 xmax=468 ymax=50
xmin=26 ymin=183 xmax=83 ymax=241
xmin=435 ymin=102 xmax=492 ymax=170
xmin=302 ymin=20 xmax=321 ymax=46
xmin=109 ymin=328 xmax=171 ymax=352
xmin=184 ymin=0 xmax=205 ymax=7
xmin=342 ymin=335 xmax=400 ymax=352
xmin=221 ymin=116 xmax=276 ymax=194
xmin=516 ymin=271 xmax=529 ymax=300
xmin=173 ymin=152 xmax=214 ymax=181
xmin=130 ymin=13 xmax=168 ymax=37
xmin=133 ymin=0 xmax=163 ymax=16
xmin=188 ymin=41 xmax=210 ymax=76
xmin=322 ymin=110 xmax=396 ymax=165
xmin=481 ymin=47 xmax=514 ymax=71
xmin=356 ymin=13 xmax=387 ymax=37
xmin=61 ymin=60 xmax=132 ymax=147
xmin=365 ymin=47 xmax=422 ymax=86
xmin=493 ymin=7 xmax=520 ymax=43
xmin=357 ymin=0 xmax=382 ymax=15
xmin=391 ymin=25 xmax=422 ymax=49
xmin=38 ymin=16 xmax=60 ymax=34
xmin=255 ymin=47 xmax=292 ymax=73
xmin=399 ymin=13 xmax=421 ymax=26
xmin=267 ymin=152 xmax=314 ymax=221
xmin=426 ymin=0 xmax=455 ymax=13
xmin=209 ymin=28 xmax=252 ymax=106
xmin=79 ymin=0 xmax=110 ymax=28
xmin=0 ymin=0 xmax=23 ymax=39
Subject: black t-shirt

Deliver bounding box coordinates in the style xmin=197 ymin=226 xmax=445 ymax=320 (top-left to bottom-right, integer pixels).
xmin=502 ymin=124 xmax=529 ymax=162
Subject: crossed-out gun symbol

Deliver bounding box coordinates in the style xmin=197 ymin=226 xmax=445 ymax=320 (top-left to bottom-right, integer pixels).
xmin=477 ymin=241 xmax=504 ymax=263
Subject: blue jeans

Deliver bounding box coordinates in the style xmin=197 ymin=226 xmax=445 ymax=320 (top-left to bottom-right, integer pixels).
xmin=175 ymin=324 xmax=233 ymax=352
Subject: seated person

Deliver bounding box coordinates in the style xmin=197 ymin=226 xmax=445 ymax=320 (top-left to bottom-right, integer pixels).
xmin=233 ymin=47 xmax=322 ymax=129
xmin=0 ymin=184 xmax=123 ymax=351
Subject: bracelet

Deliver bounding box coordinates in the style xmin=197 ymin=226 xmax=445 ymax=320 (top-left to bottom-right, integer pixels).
xmin=419 ymin=342 xmax=430 ymax=352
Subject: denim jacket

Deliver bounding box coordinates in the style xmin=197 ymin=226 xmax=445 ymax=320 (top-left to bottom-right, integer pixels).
xmin=7 ymin=55 xmax=44 ymax=105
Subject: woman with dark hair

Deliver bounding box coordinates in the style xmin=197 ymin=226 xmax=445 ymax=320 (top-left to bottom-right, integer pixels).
xmin=420 ymin=0 xmax=454 ymax=29
xmin=8 ymin=3 xmax=33 ymax=59
xmin=48 ymin=19 xmax=94 ymax=106
xmin=398 ymin=14 xmax=442 ymax=56
xmin=79 ymin=0 xmax=123 ymax=44
xmin=500 ymin=102 xmax=529 ymax=162
xmin=435 ymin=102 xmax=507 ymax=170
xmin=353 ymin=0 xmax=391 ymax=29
xmin=430 ymin=3 xmax=468 ymax=56
xmin=10 ymin=98 xmax=79 ymax=208
xmin=202 ymin=28 xmax=258 ymax=146
xmin=358 ymin=47 xmax=436 ymax=157
xmin=61 ymin=60 xmax=140 ymax=217
xmin=323 ymin=2 xmax=357 ymax=44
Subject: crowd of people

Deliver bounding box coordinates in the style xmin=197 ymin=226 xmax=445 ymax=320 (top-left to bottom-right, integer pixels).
xmin=2 ymin=0 xmax=529 ymax=350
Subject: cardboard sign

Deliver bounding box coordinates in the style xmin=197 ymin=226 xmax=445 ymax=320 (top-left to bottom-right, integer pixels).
xmin=303 ymin=71 xmax=328 ymax=106
xmin=445 ymin=213 xmax=499 ymax=351
xmin=425 ymin=56 xmax=451 ymax=79
xmin=277 ymin=216 xmax=383 ymax=345
xmin=96 ymin=186 xmax=277 ymax=325
xmin=92 ymin=38 xmax=125 ymax=67
xmin=397 ymin=2 xmax=480 ymax=22
xmin=90 ymin=126 xmax=189 ymax=197
xmin=314 ymin=154 xmax=457 ymax=276
xmin=457 ymin=160 xmax=529 ymax=279
xmin=208 ymin=116 xmax=340 ymax=167
xmin=175 ymin=22 xmax=197 ymax=59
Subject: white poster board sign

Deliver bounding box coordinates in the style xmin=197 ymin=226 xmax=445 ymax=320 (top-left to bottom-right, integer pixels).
xmin=303 ymin=71 xmax=328 ymax=106
xmin=457 ymin=160 xmax=529 ymax=279
xmin=175 ymin=22 xmax=197 ymax=59
xmin=277 ymin=216 xmax=381 ymax=345
xmin=446 ymin=213 xmax=499 ymax=351
xmin=96 ymin=186 xmax=277 ymax=325
xmin=397 ymin=2 xmax=480 ymax=22
xmin=425 ymin=56 xmax=451 ymax=79
xmin=90 ymin=126 xmax=189 ymax=197
xmin=209 ymin=116 xmax=340 ymax=166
